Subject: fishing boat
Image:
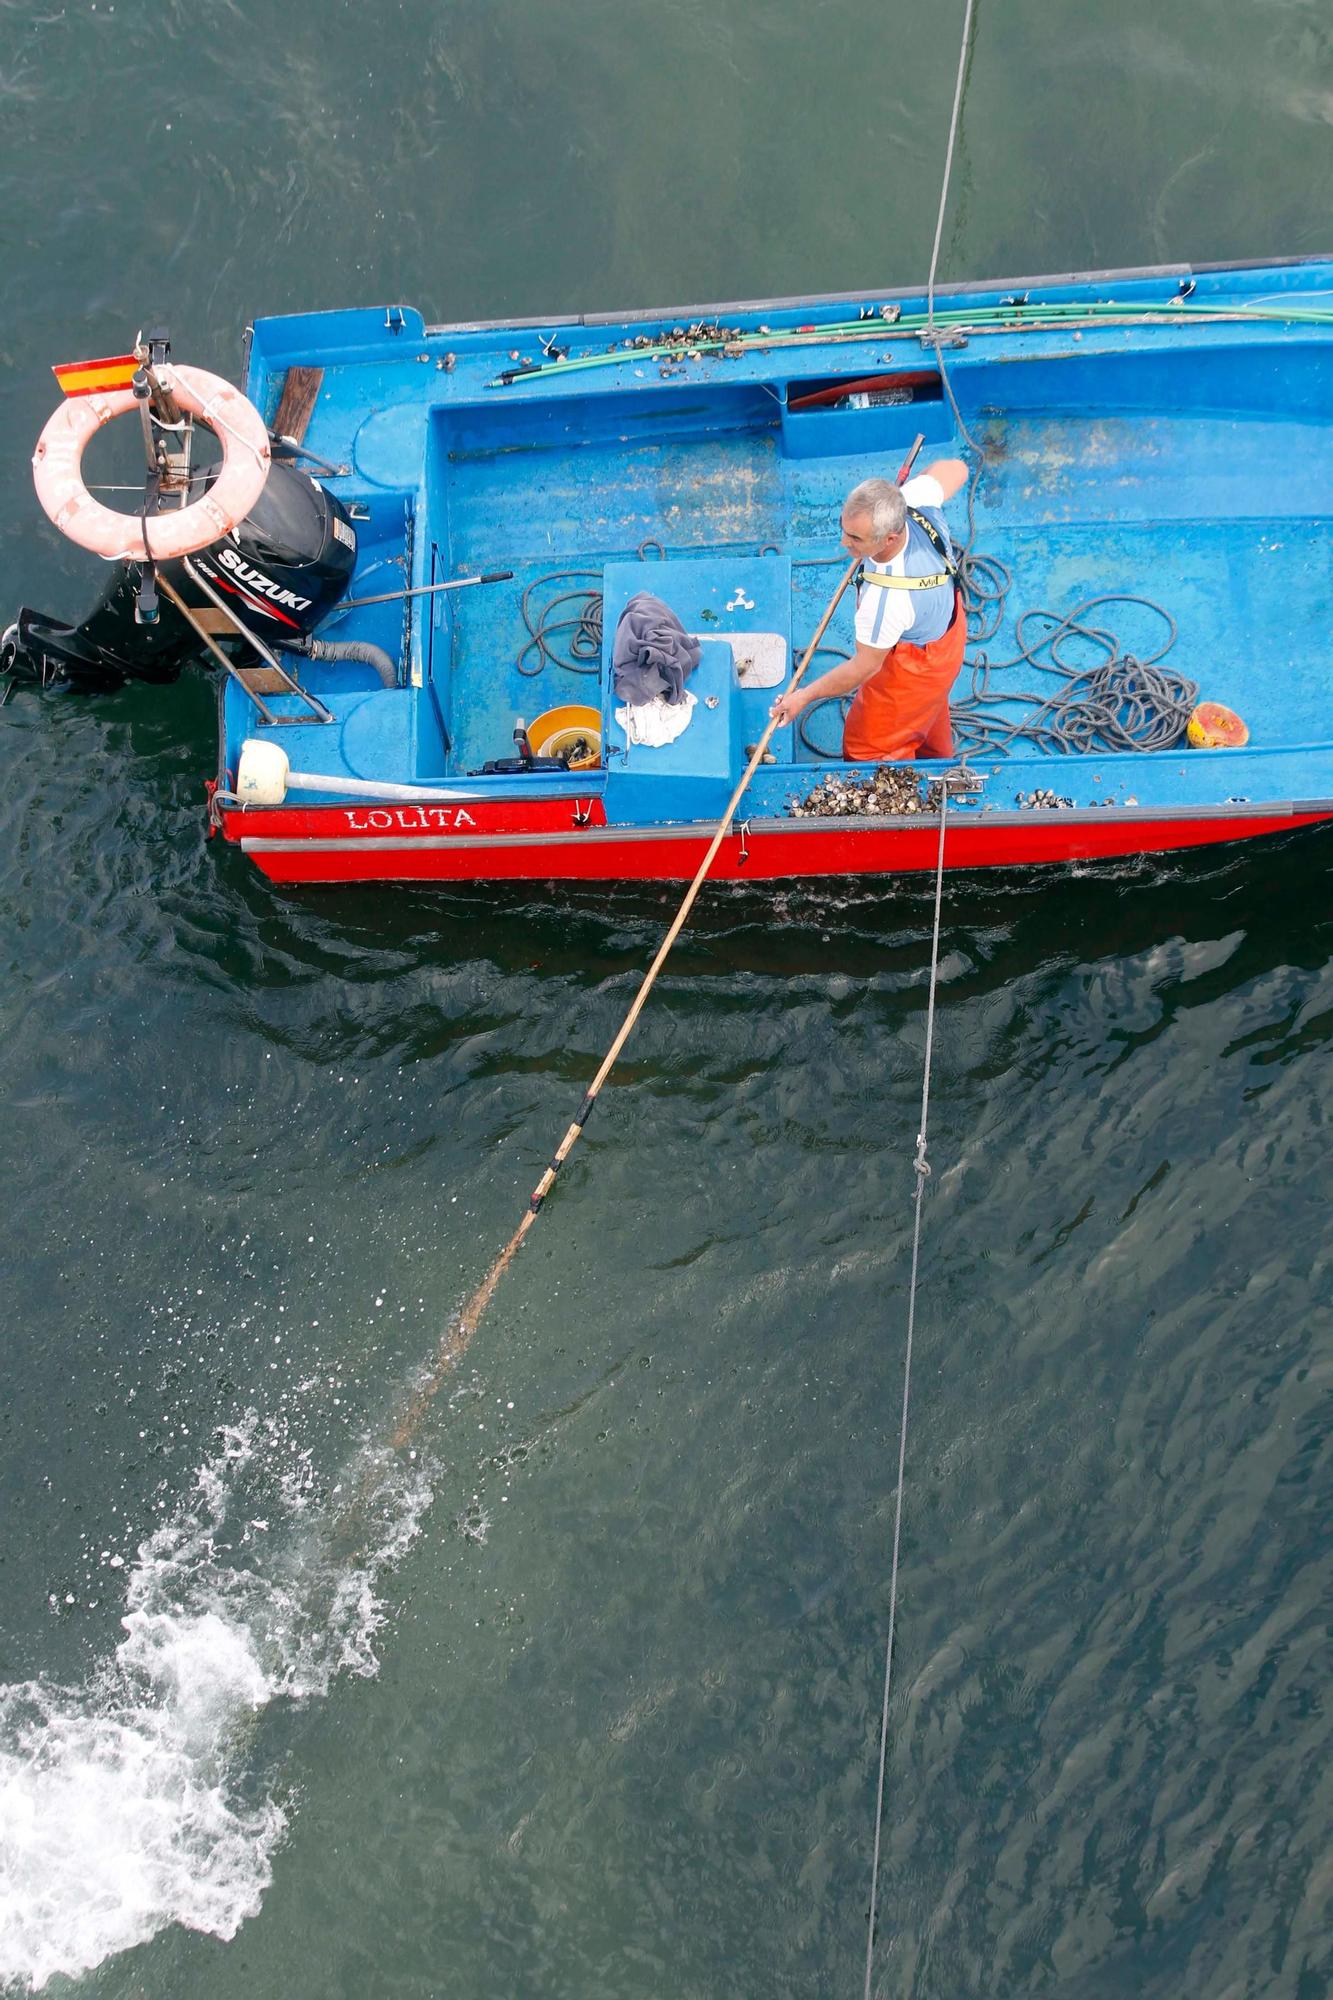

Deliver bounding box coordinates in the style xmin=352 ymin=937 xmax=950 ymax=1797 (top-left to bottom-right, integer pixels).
xmin=6 ymin=258 xmax=1332 ymax=885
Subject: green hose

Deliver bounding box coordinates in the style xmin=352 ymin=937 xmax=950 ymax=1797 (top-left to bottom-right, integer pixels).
xmin=488 ymin=296 xmax=1333 ymax=390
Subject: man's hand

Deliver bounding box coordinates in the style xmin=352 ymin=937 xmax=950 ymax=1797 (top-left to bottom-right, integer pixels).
xmin=770 ymin=685 xmax=812 ymax=728
xmin=771 ymin=644 xmax=890 ymax=732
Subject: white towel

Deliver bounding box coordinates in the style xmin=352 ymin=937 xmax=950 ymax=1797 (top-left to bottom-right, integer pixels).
xmin=615 ymin=690 xmax=697 ymax=747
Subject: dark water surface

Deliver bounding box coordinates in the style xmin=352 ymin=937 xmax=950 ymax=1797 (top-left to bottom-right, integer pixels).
xmin=1 ymin=3 xmax=1330 ymax=1995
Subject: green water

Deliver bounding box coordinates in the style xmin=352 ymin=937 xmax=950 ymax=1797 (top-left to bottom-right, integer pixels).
xmin=1 ymin=3 xmax=1330 ymax=1995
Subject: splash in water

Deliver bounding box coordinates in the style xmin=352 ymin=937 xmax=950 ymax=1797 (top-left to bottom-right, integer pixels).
xmin=0 ymin=1415 xmax=430 ymax=1992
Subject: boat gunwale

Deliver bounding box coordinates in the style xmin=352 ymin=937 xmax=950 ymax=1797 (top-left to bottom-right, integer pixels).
xmin=415 ymin=256 xmax=1330 ymax=337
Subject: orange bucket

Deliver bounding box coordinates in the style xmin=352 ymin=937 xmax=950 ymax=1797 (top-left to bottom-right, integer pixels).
xmin=528 ymin=703 xmax=602 ymax=770
xmin=1186 ymin=702 xmax=1249 ymax=749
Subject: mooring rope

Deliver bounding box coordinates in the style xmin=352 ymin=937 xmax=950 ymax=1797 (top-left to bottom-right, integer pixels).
xmin=863 ymin=8 xmax=973 ymax=1994
xmin=863 ymin=790 xmax=949 ymax=2000
xmin=786 ymin=0 xmax=1196 ymax=783
xmin=925 ymin=0 xmax=976 ymax=332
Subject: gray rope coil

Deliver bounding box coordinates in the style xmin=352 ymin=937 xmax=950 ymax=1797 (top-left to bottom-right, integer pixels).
xmin=953 ymin=592 xmax=1196 ymax=757
xmin=795 ymin=544 xmax=1195 ymax=762
xmin=517 ymin=569 xmax=603 ymax=677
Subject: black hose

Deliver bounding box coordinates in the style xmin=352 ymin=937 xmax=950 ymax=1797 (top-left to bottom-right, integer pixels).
xmin=302 ymin=637 xmax=398 ymax=688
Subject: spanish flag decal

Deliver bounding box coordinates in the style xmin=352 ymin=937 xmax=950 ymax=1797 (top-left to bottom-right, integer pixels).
xmin=52 ymin=354 xmax=140 ymax=397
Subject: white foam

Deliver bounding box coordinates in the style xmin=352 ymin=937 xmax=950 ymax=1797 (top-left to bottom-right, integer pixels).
xmin=0 ymin=1417 xmax=432 ymax=1992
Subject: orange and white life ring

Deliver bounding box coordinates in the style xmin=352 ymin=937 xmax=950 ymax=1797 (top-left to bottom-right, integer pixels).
xmin=31 ymin=363 xmax=271 ymax=563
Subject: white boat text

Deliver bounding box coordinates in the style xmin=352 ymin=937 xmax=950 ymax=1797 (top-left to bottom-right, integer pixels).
xmin=342 ymin=806 xmax=479 ymax=831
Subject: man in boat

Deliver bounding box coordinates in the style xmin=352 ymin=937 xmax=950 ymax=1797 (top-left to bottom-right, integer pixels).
xmin=772 ymin=458 xmax=970 ymax=760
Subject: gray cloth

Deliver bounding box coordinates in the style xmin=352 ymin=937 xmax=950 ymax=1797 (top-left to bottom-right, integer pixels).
xmin=612 ymin=592 xmax=701 ymax=706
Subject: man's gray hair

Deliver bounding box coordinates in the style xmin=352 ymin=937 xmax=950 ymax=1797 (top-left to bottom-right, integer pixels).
xmin=844 ymin=477 xmax=906 ymax=541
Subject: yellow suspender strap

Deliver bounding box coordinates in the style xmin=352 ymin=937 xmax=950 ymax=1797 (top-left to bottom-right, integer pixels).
xmin=859 ymin=569 xmax=952 ymax=591
xmin=906 ymin=506 xmax=959 ymax=574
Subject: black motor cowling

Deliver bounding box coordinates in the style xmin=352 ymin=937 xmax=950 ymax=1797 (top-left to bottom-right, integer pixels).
xmin=3 ymin=459 xmax=357 ymax=694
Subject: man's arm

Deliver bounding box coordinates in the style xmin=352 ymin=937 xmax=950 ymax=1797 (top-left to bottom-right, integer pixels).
xmin=771 ymin=643 xmax=888 ymax=727
xmin=917 ymin=457 xmax=969 ymax=502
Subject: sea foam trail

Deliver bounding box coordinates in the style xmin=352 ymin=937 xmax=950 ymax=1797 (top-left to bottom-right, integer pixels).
xmin=0 ymin=1417 xmax=430 ymax=1993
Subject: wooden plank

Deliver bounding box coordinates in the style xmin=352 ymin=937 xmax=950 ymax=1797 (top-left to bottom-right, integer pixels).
xmin=272 ymin=365 xmax=323 ymax=442
xmin=190 ymin=606 xmax=241 ymax=636
xmin=235 ymin=666 xmax=296 ymax=694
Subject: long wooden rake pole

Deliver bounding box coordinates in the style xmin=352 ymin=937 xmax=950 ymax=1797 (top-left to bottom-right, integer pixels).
xmin=390 ymin=554 xmax=862 ymax=1444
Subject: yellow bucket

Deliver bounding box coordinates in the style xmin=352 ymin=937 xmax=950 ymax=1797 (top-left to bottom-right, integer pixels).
xmin=528 ymin=703 xmax=602 ymax=770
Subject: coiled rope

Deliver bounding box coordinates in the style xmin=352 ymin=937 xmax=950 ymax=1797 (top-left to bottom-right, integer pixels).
xmin=517 ymin=569 xmax=603 ymax=676
xmin=796 ymin=568 xmax=1196 ymax=763
xmin=952 ymin=592 xmax=1196 ymax=756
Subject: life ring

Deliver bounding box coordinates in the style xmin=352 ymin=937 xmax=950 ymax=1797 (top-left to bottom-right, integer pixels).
xmin=31 ymin=363 xmax=271 ymax=563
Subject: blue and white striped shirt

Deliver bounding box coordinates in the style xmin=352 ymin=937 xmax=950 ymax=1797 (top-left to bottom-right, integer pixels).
xmin=853 ymin=474 xmax=957 ymax=653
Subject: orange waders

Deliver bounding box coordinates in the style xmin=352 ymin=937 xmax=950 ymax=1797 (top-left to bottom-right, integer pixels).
xmin=842 ymin=592 xmax=968 ymax=762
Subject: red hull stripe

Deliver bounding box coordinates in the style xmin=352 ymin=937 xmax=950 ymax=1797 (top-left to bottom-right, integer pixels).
xmin=222 ymin=805 xmax=1333 ymax=885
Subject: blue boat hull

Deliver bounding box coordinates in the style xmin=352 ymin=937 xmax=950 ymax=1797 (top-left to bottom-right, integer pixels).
xmin=215 ymin=257 xmax=1333 ymax=882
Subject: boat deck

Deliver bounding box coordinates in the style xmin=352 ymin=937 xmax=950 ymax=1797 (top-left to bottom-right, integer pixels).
xmin=431 ymin=401 xmax=1333 ymax=790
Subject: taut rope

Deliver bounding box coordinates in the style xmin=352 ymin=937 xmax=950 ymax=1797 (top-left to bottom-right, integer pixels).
xmin=863 ymin=6 xmax=973 ymax=1992
xmin=862 ymin=790 xmax=949 ymax=1999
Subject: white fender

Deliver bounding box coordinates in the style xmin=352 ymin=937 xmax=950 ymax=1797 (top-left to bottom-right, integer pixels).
xmin=236 ymin=739 xmax=290 ymax=806
xmin=234 ymin=738 xmax=475 ymax=806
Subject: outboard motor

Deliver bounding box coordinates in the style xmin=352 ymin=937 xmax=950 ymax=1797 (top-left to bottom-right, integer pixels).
xmin=1 ymin=331 xmax=357 ymax=695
